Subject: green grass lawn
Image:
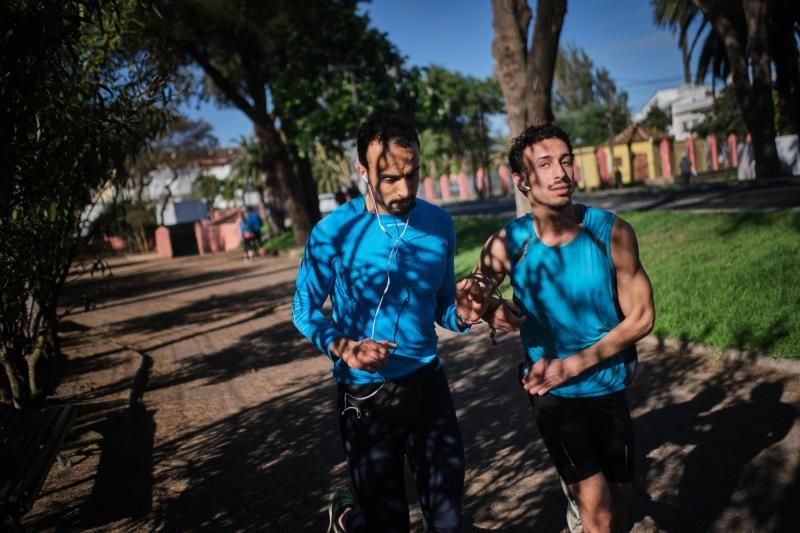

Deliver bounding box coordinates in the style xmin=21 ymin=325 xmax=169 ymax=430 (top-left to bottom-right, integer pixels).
xmin=260 ymin=231 xmax=299 ymax=255
xmin=453 ymin=211 xmax=800 ymax=358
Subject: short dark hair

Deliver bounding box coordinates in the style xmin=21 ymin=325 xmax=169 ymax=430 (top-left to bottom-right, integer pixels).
xmin=357 ymin=114 xmax=420 ymax=167
xmin=508 ymin=124 xmax=573 ymax=175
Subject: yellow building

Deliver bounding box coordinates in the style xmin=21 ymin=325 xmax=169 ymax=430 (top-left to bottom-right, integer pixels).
xmin=575 ymin=125 xmax=667 ymax=190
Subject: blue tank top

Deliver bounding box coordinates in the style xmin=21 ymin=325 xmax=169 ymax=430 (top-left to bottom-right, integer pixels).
xmin=505 ymin=205 xmax=629 ymax=398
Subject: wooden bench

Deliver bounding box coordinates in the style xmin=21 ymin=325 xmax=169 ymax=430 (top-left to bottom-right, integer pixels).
xmin=0 ymin=404 xmax=75 ymax=529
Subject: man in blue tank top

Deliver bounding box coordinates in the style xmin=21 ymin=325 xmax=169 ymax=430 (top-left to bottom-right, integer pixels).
xmin=474 ymin=124 xmax=655 ymax=533
xmin=293 ymin=115 xmax=489 ymax=533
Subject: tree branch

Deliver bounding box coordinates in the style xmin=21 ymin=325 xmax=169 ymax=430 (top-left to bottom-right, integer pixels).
xmin=184 ymin=43 xmax=259 ymax=122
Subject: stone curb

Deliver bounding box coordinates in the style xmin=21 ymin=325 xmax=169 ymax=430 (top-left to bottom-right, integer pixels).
xmin=639 ymin=335 xmax=800 ymax=375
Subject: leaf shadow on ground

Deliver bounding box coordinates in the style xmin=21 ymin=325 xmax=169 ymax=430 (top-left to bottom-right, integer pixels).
xmin=29 ymin=247 xmax=800 ymax=532
xmin=29 ymin=324 xmax=800 ymax=532
xmin=628 ymin=347 xmax=797 ymax=532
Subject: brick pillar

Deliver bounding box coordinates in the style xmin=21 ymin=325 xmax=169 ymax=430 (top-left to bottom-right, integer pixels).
xmin=439 ymin=174 xmax=451 ymax=201
xmin=707 ymin=135 xmax=719 ymax=171
xmin=155 ymin=226 xmax=173 ymax=259
xmin=596 ymin=148 xmax=609 ymax=184
xmin=660 ymin=138 xmax=672 ymax=177
xmin=476 ymin=167 xmax=486 ymax=197
xmin=687 ymin=136 xmax=697 ymax=174
xmin=457 ymin=172 xmax=470 ymax=200
xmin=194 ymin=221 xmax=207 ymax=256
xmin=498 ymin=164 xmax=511 ymax=195
xmin=424 ymin=177 xmax=436 ymax=201
xmin=728 ymin=133 xmax=738 ymax=167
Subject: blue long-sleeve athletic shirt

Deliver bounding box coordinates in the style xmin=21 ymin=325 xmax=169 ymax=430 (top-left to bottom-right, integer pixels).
xmin=292 ymin=196 xmax=465 ymax=384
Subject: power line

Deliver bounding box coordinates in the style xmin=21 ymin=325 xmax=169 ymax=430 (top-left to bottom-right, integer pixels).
xmin=616 ymin=75 xmax=686 ymax=88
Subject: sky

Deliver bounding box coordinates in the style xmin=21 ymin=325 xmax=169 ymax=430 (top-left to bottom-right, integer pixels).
xmin=184 ymin=0 xmax=688 ymax=146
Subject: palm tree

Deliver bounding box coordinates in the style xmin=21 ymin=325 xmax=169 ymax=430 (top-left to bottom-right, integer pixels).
xmin=652 ymin=0 xmax=799 ymax=136
xmin=650 ymin=0 xmax=790 ymax=177
xmin=230 ymin=135 xmax=284 ymax=236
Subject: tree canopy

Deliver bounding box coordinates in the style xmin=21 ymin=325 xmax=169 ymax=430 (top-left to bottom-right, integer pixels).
xmin=552 ymin=44 xmax=630 ymax=146
xmin=141 ymin=0 xmax=419 ymax=243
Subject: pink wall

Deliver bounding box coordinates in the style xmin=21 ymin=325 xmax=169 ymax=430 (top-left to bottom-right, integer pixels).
xmin=155 ymin=220 xmax=242 ymax=259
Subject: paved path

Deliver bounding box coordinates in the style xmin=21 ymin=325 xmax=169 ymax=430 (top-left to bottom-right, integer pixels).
xmin=28 ymin=251 xmax=800 ymax=532
xmin=444 ymin=177 xmax=800 ymax=218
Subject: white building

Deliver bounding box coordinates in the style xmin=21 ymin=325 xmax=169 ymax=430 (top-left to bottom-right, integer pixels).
xmin=124 ymin=147 xmax=266 ymax=224
xmin=635 ymin=84 xmax=714 ymax=140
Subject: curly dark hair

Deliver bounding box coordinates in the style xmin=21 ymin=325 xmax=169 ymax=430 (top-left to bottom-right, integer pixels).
xmin=508 ymin=124 xmax=573 ymax=175
xmin=357 ymin=114 xmax=420 ymax=167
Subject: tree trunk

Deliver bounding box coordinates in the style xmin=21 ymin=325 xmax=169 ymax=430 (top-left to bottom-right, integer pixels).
xmin=694 ymin=0 xmax=781 ymax=178
xmin=741 ymin=0 xmax=782 ymax=177
xmin=769 ymin=0 xmax=800 ymax=135
xmin=262 ymin=167 xmax=285 ymax=237
xmin=492 ymin=0 xmax=567 ymax=215
xmin=492 ymin=0 xmax=532 ymax=139
xmin=287 ymin=142 xmax=321 ymax=224
xmin=253 ymin=118 xmax=313 ymax=243
xmin=1 ymin=352 xmax=25 ymax=409
xmin=525 ymin=0 xmax=567 ymax=126
xmin=680 ymin=10 xmax=692 ymax=84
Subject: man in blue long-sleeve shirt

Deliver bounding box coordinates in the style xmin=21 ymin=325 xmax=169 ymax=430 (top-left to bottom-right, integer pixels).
xmin=293 ymin=115 xmax=487 ymax=532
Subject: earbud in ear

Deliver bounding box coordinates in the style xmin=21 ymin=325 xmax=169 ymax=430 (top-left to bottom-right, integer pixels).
xmin=360 ymin=173 xmax=368 ymax=183
xmin=518 ymin=183 xmax=531 ymax=192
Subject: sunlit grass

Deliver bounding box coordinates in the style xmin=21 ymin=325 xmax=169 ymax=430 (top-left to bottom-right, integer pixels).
xmin=453 ymin=211 xmax=800 ymax=358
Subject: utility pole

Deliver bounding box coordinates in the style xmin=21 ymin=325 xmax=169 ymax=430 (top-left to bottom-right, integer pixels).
xmin=606 ymin=85 xmax=619 ymax=188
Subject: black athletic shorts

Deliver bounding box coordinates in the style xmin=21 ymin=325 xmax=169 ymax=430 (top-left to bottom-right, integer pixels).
xmin=529 ymin=390 xmax=634 ymax=484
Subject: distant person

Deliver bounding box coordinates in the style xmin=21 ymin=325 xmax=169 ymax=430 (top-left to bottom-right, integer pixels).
xmin=292 ymin=114 xmax=494 ymax=532
xmin=346 ymin=183 xmax=361 ymax=201
xmin=471 ymin=124 xmax=655 ymax=533
xmin=238 ymin=209 xmax=258 ymax=260
xmin=679 ymin=153 xmax=691 ymax=186
xmin=245 ymin=208 xmax=265 ymax=252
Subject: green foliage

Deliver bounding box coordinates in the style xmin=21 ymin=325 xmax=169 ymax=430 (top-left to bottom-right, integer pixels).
xmin=141 ymin=0 xmax=420 ymax=239
xmin=413 ymin=66 xmax=505 ymax=177
xmin=0 ymin=0 xmax=170 ymax=407
xmin=556 ymin=102 xmax=629 ymax=147
xmin=309 ymin=142 xmax=352 ymax=194
xmin=453 ymin=212 xmax=800 ymax=358
xmin=261 ymin=232 xmax=299 ymax=255
xmin=641 ymin=106 xmax=672 ymax=134
xmin=90 ymin=200 xmax=157 ymax=253
xmin=692 ymin=86 xmax=746 ymax=137
xmin=553 ymin=44 xmax=631 ymax=147
xmin=554 ymin=44 xmax=597 ymax=112
xmin=191 ymin=174 xmax=227 ymax=206
xmin=229 ymin=135 xmax=263 ymax=199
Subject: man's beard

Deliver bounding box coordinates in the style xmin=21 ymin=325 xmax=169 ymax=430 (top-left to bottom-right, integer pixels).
xmin=384 ymin=197 xmax=416 ymax=216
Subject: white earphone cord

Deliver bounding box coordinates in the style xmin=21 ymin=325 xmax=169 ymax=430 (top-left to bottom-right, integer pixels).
xmin=342 ymin=176 xmax=410 ymax=418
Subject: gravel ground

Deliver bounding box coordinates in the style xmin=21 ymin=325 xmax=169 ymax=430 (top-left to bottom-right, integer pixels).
xmin=25 ymin=250 xmax=800 ymax=532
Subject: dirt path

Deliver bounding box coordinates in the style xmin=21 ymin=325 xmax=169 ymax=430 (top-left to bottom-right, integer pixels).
xmin=27 ymin=251 xmax=800 ymax=532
